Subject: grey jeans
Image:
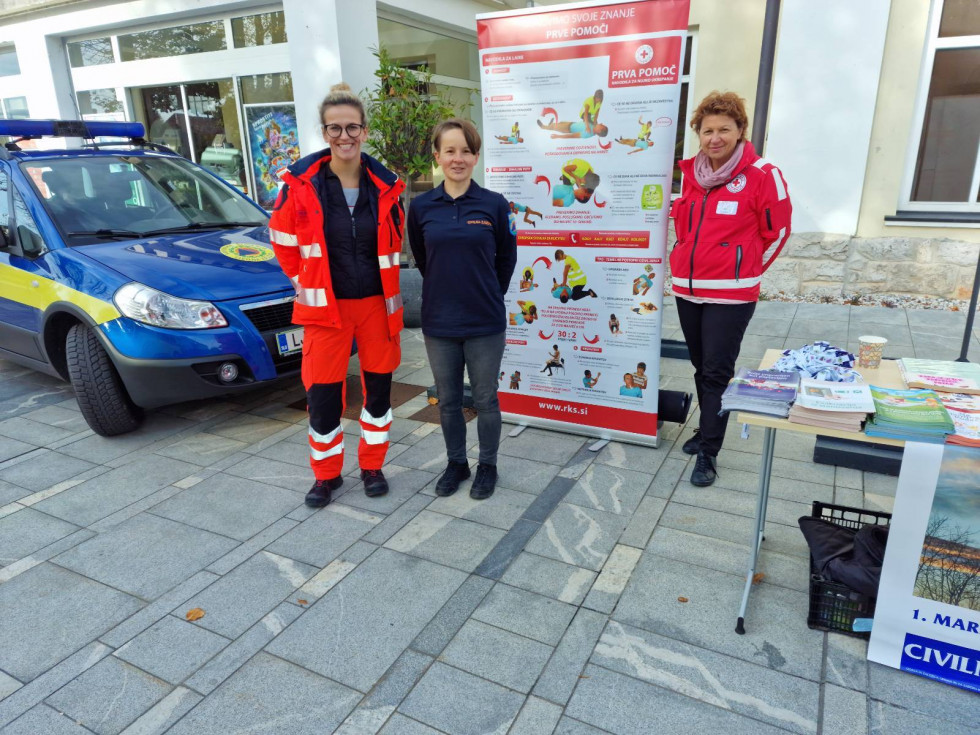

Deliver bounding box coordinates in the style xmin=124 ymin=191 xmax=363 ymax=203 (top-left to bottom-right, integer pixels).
xmin=424 ymin=331 xmax=506 ymax=465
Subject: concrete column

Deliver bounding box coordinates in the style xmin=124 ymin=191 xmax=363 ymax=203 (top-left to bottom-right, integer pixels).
xmin=282 ymin=0 xmax=380 ymax=157
xmin=14 ymin=33 xmax=77 ymax=119
xmin=764 ymin=0 xmax=891 ymax=235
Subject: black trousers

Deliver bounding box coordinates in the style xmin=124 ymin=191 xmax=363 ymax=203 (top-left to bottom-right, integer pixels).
xmin=675 ymin=298 xmax=756 ymax=457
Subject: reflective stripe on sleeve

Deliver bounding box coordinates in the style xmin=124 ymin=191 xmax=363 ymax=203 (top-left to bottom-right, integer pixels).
xmin=672 ymin=275 xmax=762 ymax=290
xmin=360 ymin=407 xmax=393 ymax=428
xmin=361 ymin=428 xmax=389 ymax=445
xmin=763 ymin=227 xmax=789 ymax=264
xmin=270 ymin=229 xmax=298 ymax=247
xmin=309 ymin=424 xmax=342 ymax=445
xmin=296 ymin=287 xmax=329 ymax=307
xmin=384 ymin=293 xmax=403 ymax=314
xmin=290 ymin=275 xmax=300 ymax=290
xmin=379 ymin=253 xmax=400 ymax=269
xmin=300 ymin=243 xmax=323 ymax=258
xmin=752 ymin=159 xmax=770 ymax=170
xmin=771 ymin=168 xmax=787 ymax=201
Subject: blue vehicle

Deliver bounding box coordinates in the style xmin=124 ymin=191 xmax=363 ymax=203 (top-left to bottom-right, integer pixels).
xmin=0 ymin=119 xmax=306 ymax=435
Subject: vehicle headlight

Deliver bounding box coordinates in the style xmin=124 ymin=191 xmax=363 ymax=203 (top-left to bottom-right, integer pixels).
xmin=113 ymin=283 xmax=228 ymax=329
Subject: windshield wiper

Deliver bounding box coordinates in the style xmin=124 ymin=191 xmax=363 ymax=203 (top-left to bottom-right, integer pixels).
xmin=140 ymin=221 xmax=266 ymax=237
xmin=66 ymin=229 xmax=143 ymax=240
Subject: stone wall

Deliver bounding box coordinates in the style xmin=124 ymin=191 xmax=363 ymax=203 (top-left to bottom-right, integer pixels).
xmin=760 ymin=234 xmax=979 ymax=300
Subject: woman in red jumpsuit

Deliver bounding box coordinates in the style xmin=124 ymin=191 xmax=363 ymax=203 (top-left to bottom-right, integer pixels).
xmin=270 ymin=83 xmax=405 ymax=506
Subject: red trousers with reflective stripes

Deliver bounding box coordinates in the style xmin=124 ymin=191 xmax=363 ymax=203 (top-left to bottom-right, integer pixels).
xmin=301 ymin=296 xmax=401 ymax=479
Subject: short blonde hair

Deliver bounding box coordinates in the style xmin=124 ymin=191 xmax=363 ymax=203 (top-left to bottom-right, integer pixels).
xmin=690 ymin=91 xmax=749 ymax=140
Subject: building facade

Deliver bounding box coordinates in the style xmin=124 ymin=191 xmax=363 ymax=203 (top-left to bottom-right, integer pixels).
xmin=0 ymin=0 xmax=976 ymax=300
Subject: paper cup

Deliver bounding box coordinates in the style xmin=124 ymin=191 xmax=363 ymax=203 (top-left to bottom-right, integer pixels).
xmin=858 ymin=335 xmax=887 ymax=369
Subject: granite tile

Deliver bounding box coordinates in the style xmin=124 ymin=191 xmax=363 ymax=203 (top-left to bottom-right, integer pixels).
xmin=524 ymin=503 xmax=628 ymax=572
xmin=384 ymin=510 xmax=505 ymax=573
xmin=563 ymin=463 xmax=652 ymax=516
xmin=472 ymin=583 xmax=576 ymax=646
xmin=114 ymin=616 xmax=229 ymax=686
xmin=441 ymin=619 xmax=552 ymax=693
xmin=0 ymin=564 xmax=141 ymax=682
xmin=0 ymin=507 xmax=80 ymax=567
xmin=3 ymin=705 xmax=93 ymax=734
xmin=500 ymin=552 xmax=597 ymax=605
xmin=266 ymin=502 xmax=381 ymax=567
xmin=411 ymin=574 xmax=495 ymax=657
xmin=266 ymin=548 xmax=466 ymax=692
xmin=532 ymin=607 xmax=607 ymax=706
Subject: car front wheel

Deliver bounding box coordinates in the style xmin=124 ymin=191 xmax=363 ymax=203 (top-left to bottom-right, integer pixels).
xmin=66 ymin=323 xmax=143 ymax=436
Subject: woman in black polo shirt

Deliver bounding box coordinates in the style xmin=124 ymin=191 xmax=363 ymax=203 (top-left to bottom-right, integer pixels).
xmin=407 ymin=118 xmax=518 ymax=500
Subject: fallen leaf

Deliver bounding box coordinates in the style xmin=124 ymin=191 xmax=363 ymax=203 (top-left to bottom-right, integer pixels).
xmin=185 ymin=608 xmax=205 ymax=621
xmin=578 ymin=674 xmax=590 ymax=679
xmin=297 ymin=599 xmax=309 ymax=605
xmin=752 ymin=573 xmax=765 ymax=585
xmin=677 ymin=596 xmax=689 ymax=603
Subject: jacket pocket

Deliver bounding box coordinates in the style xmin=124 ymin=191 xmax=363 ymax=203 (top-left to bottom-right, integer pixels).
xmin=735 ymin=244 xmax=743 ymax=282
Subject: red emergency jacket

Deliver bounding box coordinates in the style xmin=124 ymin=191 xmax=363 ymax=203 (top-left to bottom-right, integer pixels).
xmin=269 ymin=149 xmax=406 ymax=336
xmin=668 ymin=141 xmax=791 ymax=302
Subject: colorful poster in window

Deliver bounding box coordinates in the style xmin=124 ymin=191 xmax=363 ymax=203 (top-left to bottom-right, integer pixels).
xmin=477 ymin=0 xmax=690 ymax=446
xmin=244 ymin=103 xmax=301 ymax=209
xmin=868 ymin=443 xmax=980 ymax=694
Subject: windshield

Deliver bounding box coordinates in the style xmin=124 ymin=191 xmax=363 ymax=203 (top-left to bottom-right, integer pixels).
xmin=21 ymin=154 xmax=268 ymax=245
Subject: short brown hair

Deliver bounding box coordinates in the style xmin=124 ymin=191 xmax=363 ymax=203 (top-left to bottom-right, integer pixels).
xmin=318 ymin=82 xmax=366 ymax=125
xmin=432 ymin=118 xmax=482 ymax=155
xmin=689 ymin=91 xmax=749 ymax=140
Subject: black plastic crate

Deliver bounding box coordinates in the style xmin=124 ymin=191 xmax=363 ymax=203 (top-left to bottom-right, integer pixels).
xmin=807 ymin=501 xmax=892 ymax=638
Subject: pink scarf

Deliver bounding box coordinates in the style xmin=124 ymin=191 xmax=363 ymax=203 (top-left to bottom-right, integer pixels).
xmin=694 ymin=141 xmax=745 ymax=189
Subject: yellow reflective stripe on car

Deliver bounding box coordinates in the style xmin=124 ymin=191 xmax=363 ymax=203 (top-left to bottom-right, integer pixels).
xmin=0 ymin=262 xmax=121 ymax=324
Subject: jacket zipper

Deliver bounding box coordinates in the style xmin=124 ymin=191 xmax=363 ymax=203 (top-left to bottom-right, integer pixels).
xmin=688 ymin=190 xmax=711 ymax=295
xmin=735 ymin=244 xmax=743 ymax=282
xmin=686 ymin=201 xmax=693 ymax=234
xmin=765 ymin=208 xmax=772 ymax=231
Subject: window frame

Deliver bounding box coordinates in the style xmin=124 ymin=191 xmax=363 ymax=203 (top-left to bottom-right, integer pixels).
xmin=899 ymin=0 xmax=980 ymax=213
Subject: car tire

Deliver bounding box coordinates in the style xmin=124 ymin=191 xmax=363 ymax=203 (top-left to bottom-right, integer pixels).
xmin=66 ymin=323 xmax=143 ymax=436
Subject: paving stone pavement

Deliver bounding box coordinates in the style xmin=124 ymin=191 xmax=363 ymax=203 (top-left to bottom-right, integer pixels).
xmin=0 ymin=305 xmax=977 ymax=734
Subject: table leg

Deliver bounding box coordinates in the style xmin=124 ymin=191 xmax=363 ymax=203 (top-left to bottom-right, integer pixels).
xmin=736 ymin=426 xmax=775 ymax=635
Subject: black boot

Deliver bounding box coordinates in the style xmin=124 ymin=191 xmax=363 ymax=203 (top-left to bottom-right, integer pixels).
xmin=682 ymin=429 xmax=701 ymax=455
xmin=470 ymin=463 xmax=498 ymax=500
xmin=690 ymin=450 xmax=717 ymax=487
xmin=305 ymin=476 xmax=343 ymax=507
xmin=361 ymin=469 xmax=389 ymax=497
xmin=435 ymin=461 xmax=471 ymax=497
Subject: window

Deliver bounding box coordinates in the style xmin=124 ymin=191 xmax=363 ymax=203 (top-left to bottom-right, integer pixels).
xmin=118 ymin=21 xmax=226 ymax=62
xmin=0 ymin=169 xmax=9 ymax=241
xmin=67 ymin=38 xmax=114 ymax=67
xmin=0 ymin=97 xmax=28 ymax=120
xmin=378 ymin=19 xmax=479 ymax=82
xmin=0 ymin=44 xmax=19 ymax=77
xmin=12 ymin=187 xmax=44 ymax=256
xmin=232 ymin=11 xmax=288 ymax=47
xmin=77 ymin=89 xmax=123 ymax=119
xmin=904 ymin=0 xmax=980 ymax=210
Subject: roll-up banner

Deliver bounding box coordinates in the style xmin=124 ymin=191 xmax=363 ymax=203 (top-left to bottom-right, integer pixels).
xmin=868 ymin=443 xmax=980 ymax=694
xmin=477 ymin=0 xmax=691 ymax=446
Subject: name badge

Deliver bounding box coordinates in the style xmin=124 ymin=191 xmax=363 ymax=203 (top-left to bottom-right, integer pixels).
xmin=716 ymin=201 xmax=738 ymax=215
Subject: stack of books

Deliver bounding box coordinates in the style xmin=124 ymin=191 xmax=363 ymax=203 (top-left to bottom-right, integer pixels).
xmin=864 ymin=386 xmax=955 ymax=443
xmin=899 ymin=358 xmax=980 ymax=395
xmin=787 ymin=378 xmax=875 ymax=431
xmin=937 ymin=393 xmax=980 ymax=447
xmin=721 ymin=368 xmax=799 ymax=417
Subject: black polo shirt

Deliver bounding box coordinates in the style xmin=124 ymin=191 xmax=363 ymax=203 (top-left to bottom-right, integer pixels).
xmin=407 ymin=181 xmax=517 ymax=338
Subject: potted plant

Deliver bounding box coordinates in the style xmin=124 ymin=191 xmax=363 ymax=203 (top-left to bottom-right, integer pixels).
xmin=363 ymin=46 xmax=462 ymax=326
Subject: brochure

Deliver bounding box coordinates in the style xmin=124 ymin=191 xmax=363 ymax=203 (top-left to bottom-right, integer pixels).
xmin=795 ymin=378 xmax=874 ymax=413
xmin=864 ymin=386 xmax=955 ymax=443
xmin=938 ymin=393 xmax=980 ymax=447
xmin=899 ymin=358 xmax=980 ymax=395
xmin=720 ymin=368 xmax=799 ymax=417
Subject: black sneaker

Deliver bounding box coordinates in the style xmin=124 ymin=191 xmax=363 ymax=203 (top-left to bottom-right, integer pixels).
xmin=435 ymin=461 xmax=471 ymax=497
xmin=305 ymin=476 xmax=343 ymax=507
xmin=361 ymin=469 xmax=389 ymax=497
xmin=690 ymin=450 xmax=717 ymax=487
xmin=682 ymin=430 xmax=701 ymax=455
xmin=470 ymin=463 xmax=497 ymax=500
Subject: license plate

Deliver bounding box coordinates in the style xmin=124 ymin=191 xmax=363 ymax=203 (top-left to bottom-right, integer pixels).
xmin=275 ymin=327 xmax=304 ymax=356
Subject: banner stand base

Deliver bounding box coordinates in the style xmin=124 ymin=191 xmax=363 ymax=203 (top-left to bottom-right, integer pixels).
xmin=508 ymin=424 xmax=528 ymax=438
xmin=588 ymin=439 xmax=610 ymax=452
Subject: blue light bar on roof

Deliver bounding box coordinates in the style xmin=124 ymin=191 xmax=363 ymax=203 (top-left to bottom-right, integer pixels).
xmin=0 ymin=119 xmax=145 ymax=139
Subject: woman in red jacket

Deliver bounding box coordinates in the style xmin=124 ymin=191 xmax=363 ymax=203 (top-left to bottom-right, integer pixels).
xmin=269 ymin=83 xmax=405 ymax=506
xmin=669 ymin=91 xmax=792 ymax=487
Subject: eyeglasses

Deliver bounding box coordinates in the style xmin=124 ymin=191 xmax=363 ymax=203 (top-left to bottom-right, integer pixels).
xmin=323 ymin=123 xmax=365 ymax=138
